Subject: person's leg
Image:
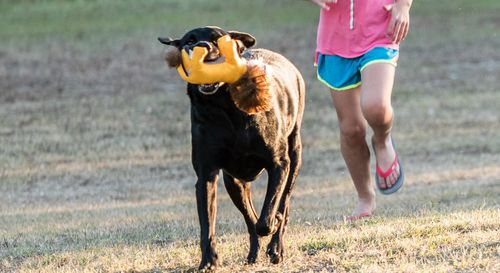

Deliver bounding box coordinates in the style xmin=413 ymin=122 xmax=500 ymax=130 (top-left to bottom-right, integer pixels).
xmin=331 ymin=87 xmax=376 ymax=217
xmin=360 ymin=63 xmax=401 ymax=189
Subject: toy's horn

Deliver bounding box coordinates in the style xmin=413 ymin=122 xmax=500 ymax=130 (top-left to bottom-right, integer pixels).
xmin=176 ymin=35 xmax=248 ymax=84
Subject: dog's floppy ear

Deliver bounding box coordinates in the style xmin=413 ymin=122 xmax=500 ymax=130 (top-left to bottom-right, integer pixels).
xmin=228 ymin=31 xmax=256 ymax=49
xmin=158 ymin=37 xmax=182 ymax=68
xmin=158 ymin=37 xmax=181 ymax=48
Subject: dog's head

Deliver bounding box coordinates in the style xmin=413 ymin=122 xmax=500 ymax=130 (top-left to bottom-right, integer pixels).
xmin=158 ymin=26 xmax=256 ymax=94
xmin=159 ymin=26 xmax=271 ymax=114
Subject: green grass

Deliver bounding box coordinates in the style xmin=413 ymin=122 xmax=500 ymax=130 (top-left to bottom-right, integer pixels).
xmin=1 ymin=0 xmax=500 ymax=272
xmin=0 ymin=0 xmax=318 ymax=50
xmin=1 ymin=0 xmax=498 ymax=43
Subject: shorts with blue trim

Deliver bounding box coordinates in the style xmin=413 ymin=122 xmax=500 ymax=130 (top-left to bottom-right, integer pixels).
xmin=316 ymin=47 xmax=399 ymax=91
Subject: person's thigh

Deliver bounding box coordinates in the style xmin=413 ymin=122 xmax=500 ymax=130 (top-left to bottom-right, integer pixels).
xmin=360 ymin=63 xmax=396 ymax=122
xmin=330 ymin=87 xmax=367 ymax=136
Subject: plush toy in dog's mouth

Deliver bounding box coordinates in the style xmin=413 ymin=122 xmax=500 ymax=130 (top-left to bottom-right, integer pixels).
xmin=177 ymin=49 xmax=225 ymax=95
xmin=166 ymin=35 xmax=248 ymax=85
xmin=183 ymin=48 xmax=226 ymax=68
xmin=180 ymin=49 xmax=226 ymax=95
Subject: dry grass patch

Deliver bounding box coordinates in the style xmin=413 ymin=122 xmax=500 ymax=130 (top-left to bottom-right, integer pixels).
xmin=3 ymin=210 xmax=498 ymax=273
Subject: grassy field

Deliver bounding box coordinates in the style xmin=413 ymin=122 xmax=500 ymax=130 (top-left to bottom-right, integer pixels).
xmin=1 ymin=0 xmax=499 ymax=272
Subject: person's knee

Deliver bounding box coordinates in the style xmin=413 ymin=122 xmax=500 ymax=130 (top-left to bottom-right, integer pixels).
xmin=362 ymin=102 xmax=393 ymax=127
xmin=339 ymin=122 xmax=366 ymax=143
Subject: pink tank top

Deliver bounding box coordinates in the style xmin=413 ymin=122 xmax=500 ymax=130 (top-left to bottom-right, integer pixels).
xmin=316 ymin=0 xmax=398 ymax=59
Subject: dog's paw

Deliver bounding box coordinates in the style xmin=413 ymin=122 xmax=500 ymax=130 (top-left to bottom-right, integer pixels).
xmin=266 ymin=246 xmax=284 ymax=264
xmin=246 ymin=244 xmax=259 ymax=264
xmin=245 ymin=237 xmax=260 ymax=264
xmin=246 ymin=255 xmax=257 ymax=265
xmin=198 ymin=261 xmax=217 ymax=272
xmin=268 ymin=252 xmax=283 ymax=264
xmin=198 ymin=252 xmax=218 ymax=272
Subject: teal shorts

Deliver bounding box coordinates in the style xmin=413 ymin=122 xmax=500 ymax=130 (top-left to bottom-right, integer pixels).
xmin=316 ymin=47 xmax=399 ymax=91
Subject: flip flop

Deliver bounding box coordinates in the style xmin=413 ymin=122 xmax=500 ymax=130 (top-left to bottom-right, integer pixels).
xmin=344 ymin=212 xmax=372 ymax=222
xmin=372 ymin=137 xmax=404 ymax=195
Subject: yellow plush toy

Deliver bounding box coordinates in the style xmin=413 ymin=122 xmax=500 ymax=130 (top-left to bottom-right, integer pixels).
xmin=176 ymin=35 xmax=248 ymax=84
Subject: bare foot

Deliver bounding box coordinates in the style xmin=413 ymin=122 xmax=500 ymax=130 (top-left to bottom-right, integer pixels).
xmin=346 ymin=194 xmax=376 ymax=221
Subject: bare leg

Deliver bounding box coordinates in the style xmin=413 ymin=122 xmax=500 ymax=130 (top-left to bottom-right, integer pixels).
xmin=360 ymin=63 xmax=400 ymax=189
xmin=331 ymin=88 xmax=376 ymax=217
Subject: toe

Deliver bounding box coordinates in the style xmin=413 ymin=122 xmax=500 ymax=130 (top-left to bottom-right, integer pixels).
xmin=388 ymin=164 xmax=400 ymax=188
xmin=384 ymin=178 xmax=391 ymax=188
xmin=390 ymin=173 xmax=396 ymax=187
xmin=377 ymin=174 xmax=386 ymax=189
xmin=388 ymin=172 xmax=396 ymax=187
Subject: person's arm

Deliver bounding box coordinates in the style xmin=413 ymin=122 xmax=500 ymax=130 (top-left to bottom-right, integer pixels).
xmin=309 ymin=0 xmax=337 ymax=11
xmin=386 ymin=0 xmax=413 ymax=44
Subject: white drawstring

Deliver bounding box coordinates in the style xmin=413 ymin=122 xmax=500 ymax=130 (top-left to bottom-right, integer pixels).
xmin=350 ymin=0 xmax=354 ymax=30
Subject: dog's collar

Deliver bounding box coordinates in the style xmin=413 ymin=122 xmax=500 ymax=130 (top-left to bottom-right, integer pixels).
xmin=197 ymin=82 xmax=223 ymax=95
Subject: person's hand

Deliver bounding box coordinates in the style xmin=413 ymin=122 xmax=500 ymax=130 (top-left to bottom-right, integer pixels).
xmin=310 ymin=0 xmax=337 ymax=10
xmin=385 ymin=0 xmax=411 ymax=44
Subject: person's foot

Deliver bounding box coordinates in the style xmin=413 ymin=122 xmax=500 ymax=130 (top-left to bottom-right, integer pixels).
xmin=345 ymin=195 xmax=376 ymax=221
xmin=372 ymin=136 xmax=404 ymax=194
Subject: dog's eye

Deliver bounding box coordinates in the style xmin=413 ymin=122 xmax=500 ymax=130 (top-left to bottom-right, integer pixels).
xmin=187 ymin=37 xmax=197 ymax=45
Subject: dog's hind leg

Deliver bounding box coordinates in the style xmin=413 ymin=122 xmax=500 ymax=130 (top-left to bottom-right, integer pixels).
xmin=195 ymin=170 xmax=220 ymax=271
xmin=222 ymin=172 xmax=261 ymax=264
xmin=267 ymin=130 xmax=302 ymax=264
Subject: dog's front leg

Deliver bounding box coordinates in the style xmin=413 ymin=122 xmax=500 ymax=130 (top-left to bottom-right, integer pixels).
xmin=195 ymin=170 xmax=219 ymax=271
xmin=256 ymin=159 xmax=290 ymax=237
